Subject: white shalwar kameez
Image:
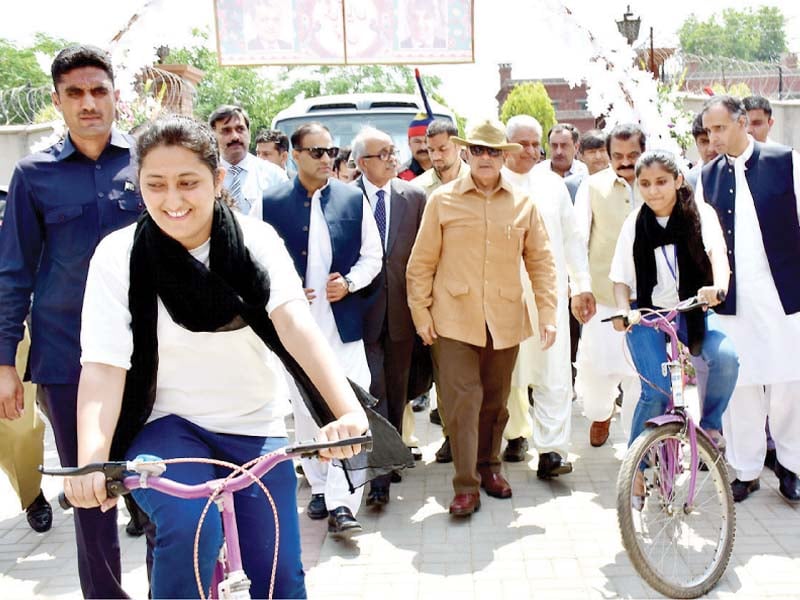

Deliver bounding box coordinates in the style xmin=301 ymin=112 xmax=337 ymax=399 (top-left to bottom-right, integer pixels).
xmin=290 ymin=183 xmax=382 ymax=513
xmin=501 ymin=167 xmax=591 ymax=458
xmin=695 ymin=140 xmax=800 ymax=481
xmin=573 ymin=177 xmax=641 ymax=434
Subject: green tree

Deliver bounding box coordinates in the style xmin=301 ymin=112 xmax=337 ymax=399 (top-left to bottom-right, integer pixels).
xmin=167 ymin=30 xmax=453 ymax=137
xmin=0 ymin=34 xmax=73 ymax=124
xmin=678 ymin=6 xmax=787 ymax=62
xmin=0 ymin=33 xmax=71 ymax=89
xmin=166 ymin=31 xmax=276 ymax=134
xmin=499 ymin=82 xmax=556 ymax=148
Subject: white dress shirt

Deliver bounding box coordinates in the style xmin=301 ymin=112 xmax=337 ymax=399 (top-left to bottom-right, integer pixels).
xmin=535 ymin=158 xmax=588 ymax=179
xmin=221 ymin=153 xmax=287 ymax=219
xmin=361 ymin=177 xmax=392 ymax=248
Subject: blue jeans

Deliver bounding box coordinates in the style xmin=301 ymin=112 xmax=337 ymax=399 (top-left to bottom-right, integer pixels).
xmin=127 ymin=415 xmax=306 ymax=599
xmin=626 ymin=311 xmax=739 ymax=447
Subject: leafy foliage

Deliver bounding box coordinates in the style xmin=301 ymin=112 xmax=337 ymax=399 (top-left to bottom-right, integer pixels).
xmin=678 ymin=7 xmax=787 ymax=62
xmin=499 ymin=82 xmax=556 ymax=148
xmin=0 ymin=34 xmax=72 ymax=89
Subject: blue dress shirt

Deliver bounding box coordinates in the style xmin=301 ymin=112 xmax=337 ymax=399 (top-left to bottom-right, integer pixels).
xmin=0 ymin=129 xmax=144 ymax=384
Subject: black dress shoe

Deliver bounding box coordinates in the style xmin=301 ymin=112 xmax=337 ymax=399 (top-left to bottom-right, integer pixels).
xmin=429 ymin=408 xmax=442 ymax=426
xmin=764 ymin=448 xmax=778 ymax=473
xmin=435 ymin=437 xmax=452 ymax=463
xmin=25 ymin=490 xmax=52 ymax=533
xmin=327 ymin=506 xmax=362 ymax=539
xmin=410 ymin=393 xmax=430 ymax=412
xmin=307 ymin=493 xmax=328 ymax=520
xmin=366 ymin=487 xmax=390 ymax=508
xmin=731 ymin=478 xmax=760 ymax=502
xmin=776 ymin=461 xmax=800 ymax=503
xmin=390 ymin=469 xmax=403 ymax=483
xmin=408 ymin=446 xmax=423 ymax=461
xmin=502 ymin=437 xmax=528 ymax=462
xmin=536 ymin=451 xmax=574 ymax=480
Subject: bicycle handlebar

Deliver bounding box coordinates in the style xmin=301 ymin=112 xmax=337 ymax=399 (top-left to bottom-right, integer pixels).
xmin=600 ymin=290 xmax=726 ymax=327
xmin=41 ymin=434 xmax=373 ymax=510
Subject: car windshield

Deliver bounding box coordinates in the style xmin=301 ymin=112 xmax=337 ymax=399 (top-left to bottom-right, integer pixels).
xmin=274 ymin=112 xmax=452 ymax=167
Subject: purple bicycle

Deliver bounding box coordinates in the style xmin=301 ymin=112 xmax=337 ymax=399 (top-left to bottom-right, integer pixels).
xmin=41 ymin=435 xmax=372 ymax=600
xmin=603 ymin=297 xmax=734 ymax=599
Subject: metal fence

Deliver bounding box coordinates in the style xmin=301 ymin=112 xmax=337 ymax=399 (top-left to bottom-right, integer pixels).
xmin=653 ymin=50 xmax=800 ymax=100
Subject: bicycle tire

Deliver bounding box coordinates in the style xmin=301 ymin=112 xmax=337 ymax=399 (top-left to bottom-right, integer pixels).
xmin=617 ymin=422 xmax=735 ymax=598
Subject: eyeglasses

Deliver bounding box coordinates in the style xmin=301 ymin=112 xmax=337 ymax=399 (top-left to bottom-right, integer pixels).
xmin=469 ymin=145 xmax=503 ymax=158
xmin=296 ymin=146 xmax=340 ymax=159
xmin=362 ymin=148 xmax=399 ymax=161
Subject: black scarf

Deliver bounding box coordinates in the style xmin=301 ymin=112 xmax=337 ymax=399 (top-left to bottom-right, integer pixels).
xmin=633 ymin=201 xmax=712 ymax=355
xmin=110 ymin=202 xmax=413 ymax=489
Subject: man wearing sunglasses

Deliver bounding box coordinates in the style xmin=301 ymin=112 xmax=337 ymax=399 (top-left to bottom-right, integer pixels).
xmin=407 ymin=120 xmax=558 ymax=517
xmin=261 ymin=122 xmax=383 ymax=537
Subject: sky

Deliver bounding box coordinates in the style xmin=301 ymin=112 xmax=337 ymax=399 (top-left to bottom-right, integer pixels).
xmin=2 ymin=0 xmax=799 ymax=122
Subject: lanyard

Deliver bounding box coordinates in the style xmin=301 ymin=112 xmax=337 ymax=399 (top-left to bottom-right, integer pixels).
xmin=660 ymin=245 xmax=678 ymax=283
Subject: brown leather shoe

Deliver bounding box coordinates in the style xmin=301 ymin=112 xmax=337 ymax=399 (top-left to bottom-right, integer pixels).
xmin=590 ymin=418 xmax=612 ymax=447
xmin=449 ymin=492 xmax=481 ymax=516
xmin=479 ymin=470 xmax=513 ymax=498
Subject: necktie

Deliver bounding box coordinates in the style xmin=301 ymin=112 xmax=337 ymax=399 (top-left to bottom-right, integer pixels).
xmin=374 ymin=189 xmax=386 ymax=246
xmin=227 ymin=164 xmax=249 ymax=213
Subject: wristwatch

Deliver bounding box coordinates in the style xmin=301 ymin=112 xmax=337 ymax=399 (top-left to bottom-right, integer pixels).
xmin=344 ymin=276 xmax=356 ymax=293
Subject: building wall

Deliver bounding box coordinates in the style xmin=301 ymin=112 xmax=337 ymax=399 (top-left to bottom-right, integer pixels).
xmin=0 ymin=122 xmax=60 ymax=188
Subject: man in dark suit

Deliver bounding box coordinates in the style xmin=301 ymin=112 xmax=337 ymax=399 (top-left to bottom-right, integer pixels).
xmin=352 ymin=126 xmax=427 ymax=507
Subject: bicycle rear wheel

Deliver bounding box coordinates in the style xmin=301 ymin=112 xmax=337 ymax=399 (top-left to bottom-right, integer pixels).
xmin=617 ymin=422 xmax=735 ymax=598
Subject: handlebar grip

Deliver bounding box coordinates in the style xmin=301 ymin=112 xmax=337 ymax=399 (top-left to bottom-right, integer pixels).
xmin=57 ymin=480 xmax=129 ymax=511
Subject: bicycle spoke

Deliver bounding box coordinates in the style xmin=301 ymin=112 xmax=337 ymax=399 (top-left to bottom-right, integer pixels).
xmin=619 ymin=425 xmax=735 ymax=596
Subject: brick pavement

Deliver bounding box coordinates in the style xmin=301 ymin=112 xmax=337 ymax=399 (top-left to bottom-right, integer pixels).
xmin=1 ymin=399 xmax=799 ymax=599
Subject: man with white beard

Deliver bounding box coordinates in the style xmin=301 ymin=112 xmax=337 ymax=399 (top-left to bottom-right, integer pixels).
xmin=500 ymin=115 xmax=595 ymax=478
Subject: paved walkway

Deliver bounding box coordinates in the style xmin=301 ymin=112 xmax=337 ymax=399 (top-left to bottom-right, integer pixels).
xmin=1 ymin=399 xmax=799 ymax=599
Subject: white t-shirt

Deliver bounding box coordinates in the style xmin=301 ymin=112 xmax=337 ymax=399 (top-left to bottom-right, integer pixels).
xmin=609 ymin=202 xmax=727 ymax=309
xmin=80 ymin=214 xmax=306 ymax=437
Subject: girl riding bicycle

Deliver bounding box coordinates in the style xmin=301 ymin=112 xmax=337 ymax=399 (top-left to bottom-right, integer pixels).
xmin=64 ymin=115 xmax=369 ymax=599
xmin=608 ymin=150 xmax=739 ymax=496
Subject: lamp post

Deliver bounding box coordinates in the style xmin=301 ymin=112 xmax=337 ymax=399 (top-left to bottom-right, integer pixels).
xmin=616 ymin=5 xmax=641 ymax=46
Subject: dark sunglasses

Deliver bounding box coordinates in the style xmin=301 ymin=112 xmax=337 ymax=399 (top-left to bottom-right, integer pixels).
xmin=468 ymin=145 xmax=503 ymax=158
xmin=296 ymin=146 xmax=340 ymax=159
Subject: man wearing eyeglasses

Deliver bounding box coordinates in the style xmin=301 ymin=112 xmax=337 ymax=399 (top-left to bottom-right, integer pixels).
xmin=407 ymin=120 xmax=558 ymax=517
xmin=261 ymin=122 xmax=382 ymax=537
xmin=351 ymin=126 xmax=427 ymax=508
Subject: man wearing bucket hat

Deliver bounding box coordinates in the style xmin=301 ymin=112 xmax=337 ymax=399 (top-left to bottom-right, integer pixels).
xmin=407 ymin=119 xmax=558 ymax=516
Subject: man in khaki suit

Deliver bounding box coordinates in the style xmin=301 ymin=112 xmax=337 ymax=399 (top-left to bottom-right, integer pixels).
xmin=407 ymin=120 xmax=558 ymax=517
xmin=0 ymin=325 xmax=52 ymax=532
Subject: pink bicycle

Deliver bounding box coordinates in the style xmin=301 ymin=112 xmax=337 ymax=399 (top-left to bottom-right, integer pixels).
xmin=603 ymin=296 xmax=735 ymax=598
xmin=42 ymin=435 xmax=372 ymax=600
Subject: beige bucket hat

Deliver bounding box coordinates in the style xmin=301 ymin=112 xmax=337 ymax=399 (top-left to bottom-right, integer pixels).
xmin=451 ymin=119 xmax=522 ymax=152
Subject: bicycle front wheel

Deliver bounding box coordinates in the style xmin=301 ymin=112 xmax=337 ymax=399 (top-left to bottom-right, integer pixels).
xmin=617 ymin=422 xmax=735 ymax=598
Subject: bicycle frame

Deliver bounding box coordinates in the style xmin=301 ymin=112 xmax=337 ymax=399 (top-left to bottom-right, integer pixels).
xmin=42 ymin=435 xmax=372 ymax=600
xmin=609 ymin=299 xmax=714 ymax=509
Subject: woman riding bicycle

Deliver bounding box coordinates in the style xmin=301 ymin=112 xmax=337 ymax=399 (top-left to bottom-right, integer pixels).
xmin=608 ymin=150 xmax=739 ymax=495
xmin=64 ymin=115 xmax=369 ymax=599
